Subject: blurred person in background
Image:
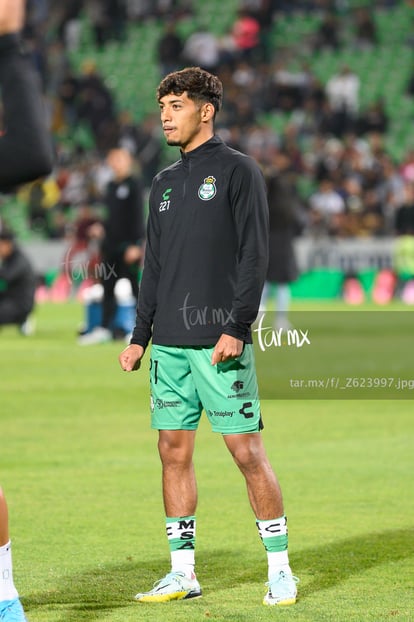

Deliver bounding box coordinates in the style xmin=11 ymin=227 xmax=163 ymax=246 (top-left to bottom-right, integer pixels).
xmin=116 ymin=112 xmax=164 ymax=193
xmin=182 ymin=24 xmax=221 ymax=73
xmin=260 ymin=150 xmax=305 ymax=329
xmin=308 ymin=177 xmax=346 ymax=237
xmin=231 ymin=7 xmax=261 ymax=62
xmin=0 ymin=0 xmax=53 ymax=620
xmin=312 ymin=11 xmax=341 ymax=52
xmin=352 ymin=7 xmax=378 ymax=50
xmin=325 ymin=65 xmax=360 ymax=138
xmin=76 ymin=59 xmax=117 ymax=152
xmin=357 ymin=100 xmax=389 ymax=137
xmin=78 ymin=147 xmax=145 ymax=344
xmin=0 ymin=228 xmax=36 ymax=334
xmin=394 ymin=181 xmax=414 ymax=236
xmin=157 ymin=20 xmax=184 ymax=76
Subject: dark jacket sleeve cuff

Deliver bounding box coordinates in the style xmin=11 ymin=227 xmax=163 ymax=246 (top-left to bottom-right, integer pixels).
xmin=222 ymin=322 xmax=251 ymax=343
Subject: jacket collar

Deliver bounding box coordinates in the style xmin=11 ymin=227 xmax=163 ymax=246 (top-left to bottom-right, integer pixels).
xmin=180 ymin=135 xmax=222 ymax=164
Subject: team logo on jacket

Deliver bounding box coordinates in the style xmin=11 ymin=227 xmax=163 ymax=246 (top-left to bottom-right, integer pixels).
xmin=198 ymin=176 xmax=217 ymax=201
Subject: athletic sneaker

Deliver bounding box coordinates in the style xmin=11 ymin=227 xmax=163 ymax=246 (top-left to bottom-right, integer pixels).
xmin=19 ymin=316 xmax=35 ymax=336
xmin=263 ymin=571 xmax=299 ymax=606
xmin=135 ymin=571 xmax=202 ymax=603
xmin=77 ymin=326 xmax=112 ymax=345
xmin=0 ymin=598 xmax=28 ymax=621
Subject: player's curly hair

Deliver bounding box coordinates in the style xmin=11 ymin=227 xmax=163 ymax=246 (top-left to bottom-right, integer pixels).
xmin=157 ymin=66 xmax=223 ymax=117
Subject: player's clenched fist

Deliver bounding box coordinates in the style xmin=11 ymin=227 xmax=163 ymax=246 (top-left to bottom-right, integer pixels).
xmin=119 ymin=344 xmax=144 ymax=371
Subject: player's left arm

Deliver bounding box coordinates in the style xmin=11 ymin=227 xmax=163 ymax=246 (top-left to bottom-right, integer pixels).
xmin=129 ymin=181 xmax=161 ymax=351
xmin=221 ymin=157 xmax=269 ymax=342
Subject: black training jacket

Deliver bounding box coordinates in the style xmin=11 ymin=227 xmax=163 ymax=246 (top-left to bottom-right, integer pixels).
xmin=130 ymin=135 xmax=269 ymax=349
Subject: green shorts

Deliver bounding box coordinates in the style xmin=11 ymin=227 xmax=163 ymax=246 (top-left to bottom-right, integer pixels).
xmin=149 ymin=344 xmax=263 ymax=434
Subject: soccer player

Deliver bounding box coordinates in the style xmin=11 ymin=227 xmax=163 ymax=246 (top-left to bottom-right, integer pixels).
xmin=118 ymin=67 xmax=299 ymax=606
xmin=0 ymin=0 xmax=53 ymax=620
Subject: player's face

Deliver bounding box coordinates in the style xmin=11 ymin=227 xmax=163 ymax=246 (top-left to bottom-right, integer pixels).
xmin=159 ymin=92 xmax=207 ymax=153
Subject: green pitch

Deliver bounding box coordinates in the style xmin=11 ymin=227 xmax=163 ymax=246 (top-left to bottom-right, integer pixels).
xmin=1 ymin=302 xmax=413 ymax=621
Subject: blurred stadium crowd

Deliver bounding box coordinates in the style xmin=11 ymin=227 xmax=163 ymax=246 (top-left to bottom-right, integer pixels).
xmin=2 ymin=0 xmax=414 ymax=248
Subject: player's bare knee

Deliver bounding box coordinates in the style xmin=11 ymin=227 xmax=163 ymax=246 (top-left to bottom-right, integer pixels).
xmin=228 ymin=440 xmax=264 ymax=473
xmin=158 ymin=432 xmax=194 ymax=467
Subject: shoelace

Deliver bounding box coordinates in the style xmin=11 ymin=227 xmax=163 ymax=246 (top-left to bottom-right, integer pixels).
xmin=152 ymin=571 xmax=187 ymax=591
xmin=266 ymin=572 xmax=300 ymax=592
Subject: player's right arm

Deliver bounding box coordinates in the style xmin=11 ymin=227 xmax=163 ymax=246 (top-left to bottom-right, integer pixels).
xmin=128 ymin=181 xmax=161 ymax=348
xmin=118 ymin=344 xmax=144 ymax=372
xmin=118 ymin=180 xmax=161 ymax=370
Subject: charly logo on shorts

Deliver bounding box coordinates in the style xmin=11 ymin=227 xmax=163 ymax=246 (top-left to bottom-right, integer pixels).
xmin=198 ymin=176 xmax=217 ymax=200
xmin=239 ymin=402 xmax=254 ymax=419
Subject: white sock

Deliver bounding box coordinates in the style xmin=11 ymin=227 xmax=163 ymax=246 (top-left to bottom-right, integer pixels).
xmin=0 ymin=541 xmax=19 ymax=602
xmin=267 ymin=551 xmax=292 ymax=580
xmin=170 ymin=549 xmax=195 ymax=579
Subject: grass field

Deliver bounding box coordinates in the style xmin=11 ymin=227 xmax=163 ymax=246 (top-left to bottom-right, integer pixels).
xmin=1 ymin=301 xmax=413 ymax=622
